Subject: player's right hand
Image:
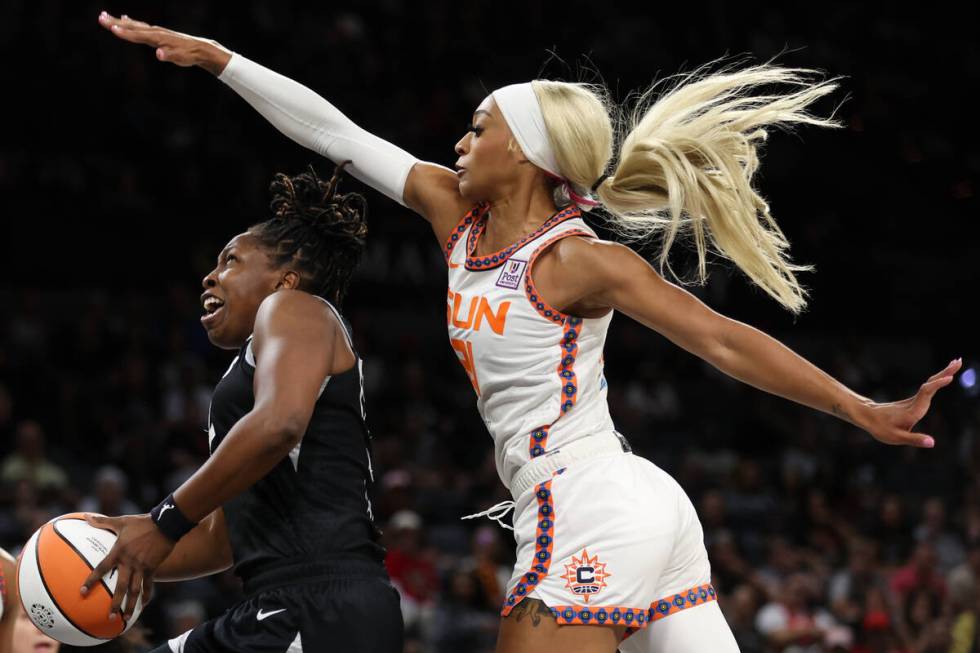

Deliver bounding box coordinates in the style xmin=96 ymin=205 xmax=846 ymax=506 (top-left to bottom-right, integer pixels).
xmin=97 ymin=11 xmax=232 ymax=75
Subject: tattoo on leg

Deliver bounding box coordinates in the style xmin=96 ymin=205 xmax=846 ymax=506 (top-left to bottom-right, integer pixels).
xmin=510 ymin=599 xmax=555 ymax=627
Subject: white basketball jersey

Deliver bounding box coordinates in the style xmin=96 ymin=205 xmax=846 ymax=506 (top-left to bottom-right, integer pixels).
xmin=445 ymin=203 xmax=615 ymax=489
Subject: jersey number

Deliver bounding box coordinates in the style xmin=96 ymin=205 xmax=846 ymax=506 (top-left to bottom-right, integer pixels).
xmin=450 ymin=338 xmax=481 ymax=396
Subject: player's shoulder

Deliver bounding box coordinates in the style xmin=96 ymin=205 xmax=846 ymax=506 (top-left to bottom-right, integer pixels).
xmin=404 ymin=162 xmax=475 ymax=242
xmin=255 ymin=290 xmax=343 ymax=334
xmin=259 ymin=289 xmax=335 ymax=316
xmin=545 ymin=231 xmax=622 ymax=266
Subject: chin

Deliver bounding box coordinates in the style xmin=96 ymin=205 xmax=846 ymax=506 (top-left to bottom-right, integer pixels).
xmin=205 ymin=325 xmax=245 ymax=350
xmin=457 ymin=179 xmax=486 ymax=203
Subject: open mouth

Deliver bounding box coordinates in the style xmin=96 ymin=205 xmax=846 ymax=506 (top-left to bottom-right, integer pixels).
xmin=201 ymin=295 xmax=225 ymax=327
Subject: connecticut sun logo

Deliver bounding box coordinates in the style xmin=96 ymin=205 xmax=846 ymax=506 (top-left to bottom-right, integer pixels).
xmin=560 ymin=549 xmax=610 ymax=603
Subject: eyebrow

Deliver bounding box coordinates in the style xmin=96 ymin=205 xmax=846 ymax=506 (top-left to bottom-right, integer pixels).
xmin=472 ymin=109 xmax=491 ymax=119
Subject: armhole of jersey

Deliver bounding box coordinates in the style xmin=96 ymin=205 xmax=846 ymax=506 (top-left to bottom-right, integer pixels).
xmin=316 ymin=297 xmax=356 ymax=354
xmin=523 ymin=229 xmax=596 ymax=324
xmin=443 ymin=203 xmax=487 ymax=263
xmin=315 ymin=297 xmax=358 ymax=400
xmin=246 ymin=298 xmax=354 ymax=395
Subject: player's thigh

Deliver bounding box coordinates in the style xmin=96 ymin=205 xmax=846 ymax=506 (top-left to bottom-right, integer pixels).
xmin=618 ymin=600 xmax=740 ymax=653
xmin=495 ymin=598 xmax=626 ymax=653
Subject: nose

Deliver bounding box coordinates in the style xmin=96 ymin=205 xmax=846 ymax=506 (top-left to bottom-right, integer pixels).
xmin=202 ymin=268 xmax=218 ymax=289
xmin=454 ymin=132 xmax=470 ymax=156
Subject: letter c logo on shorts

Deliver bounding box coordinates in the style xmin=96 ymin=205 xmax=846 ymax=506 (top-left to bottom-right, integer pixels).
xmin=576 ymin=567 xmax=595 ymax=584
xmin=560 ymin=549 xmax=610 ymax=604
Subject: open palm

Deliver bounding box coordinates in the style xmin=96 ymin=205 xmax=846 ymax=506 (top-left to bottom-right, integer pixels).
xmin=862 ymin=358 xmax=961 ymax=447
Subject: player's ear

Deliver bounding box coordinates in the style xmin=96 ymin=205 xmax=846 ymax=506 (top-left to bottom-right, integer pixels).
xmin=276 ymin=270 xmax=301 ymax=290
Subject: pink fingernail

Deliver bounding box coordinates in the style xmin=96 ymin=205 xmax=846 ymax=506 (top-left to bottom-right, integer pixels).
xmin=924 ymin=437 xmax=935 ymax=448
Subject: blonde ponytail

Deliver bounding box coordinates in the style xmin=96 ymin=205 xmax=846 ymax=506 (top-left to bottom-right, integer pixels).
xmin=535 ymin=57 xmax=846 ymax=314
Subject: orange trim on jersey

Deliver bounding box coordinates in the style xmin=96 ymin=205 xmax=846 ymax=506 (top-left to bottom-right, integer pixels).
xmin=501 ymin=479 xmax=556 ymax=616
xmin=523 ymin=229 xmax=594 ymax=324
xmin=443 ymin=203 xmax=489 ymax=263
xmin=520 ymin=229 xmax=592 ymax=458
xmin=465 ymin=205 xmax=581 ymax=272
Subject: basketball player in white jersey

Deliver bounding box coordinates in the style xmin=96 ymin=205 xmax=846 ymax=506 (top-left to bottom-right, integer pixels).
xmin=98 ymin=12 xmax=961 ymax=652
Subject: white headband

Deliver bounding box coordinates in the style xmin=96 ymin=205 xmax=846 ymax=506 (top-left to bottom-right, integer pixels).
xmin=490 ymin=83 xmax=600 ymax=209
xmin=491 ymin=83 xmax=562 ymax=179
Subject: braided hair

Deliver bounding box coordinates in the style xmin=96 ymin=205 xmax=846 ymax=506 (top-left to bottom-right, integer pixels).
xmin=250 ymin=161 xmax=368 ymax=307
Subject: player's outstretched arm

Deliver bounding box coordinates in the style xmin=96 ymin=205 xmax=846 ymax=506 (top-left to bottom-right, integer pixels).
xmin=549 ymin=236 xmax=961 ymax=448
xmin=97 ymin=12 xmax=470 ymax=244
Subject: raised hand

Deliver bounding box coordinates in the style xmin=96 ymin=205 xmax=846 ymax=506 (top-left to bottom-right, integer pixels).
xmin=860 ymin=358 xmax=962 ymax=448
xmin=97 ymin=11 xmax=231 ymax=75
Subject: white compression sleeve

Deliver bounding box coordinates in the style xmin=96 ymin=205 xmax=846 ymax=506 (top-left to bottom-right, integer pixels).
xmin=217 ymin=53 xmax=419 ymax=207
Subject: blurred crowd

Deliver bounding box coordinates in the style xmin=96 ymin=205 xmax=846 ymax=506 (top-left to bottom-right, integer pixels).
xmin=2 ymin=1 xmax=978 ymax=652
xmin=1 ymin=282 xmax=976 ymax=653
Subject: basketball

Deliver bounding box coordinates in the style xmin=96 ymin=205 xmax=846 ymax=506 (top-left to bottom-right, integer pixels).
xmin=16 ymin=513 xmax=144 ymax=647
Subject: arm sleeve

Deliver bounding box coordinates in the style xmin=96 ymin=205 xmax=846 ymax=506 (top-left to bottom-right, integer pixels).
xmin=218 ymin=52 xmax=419 ymax=207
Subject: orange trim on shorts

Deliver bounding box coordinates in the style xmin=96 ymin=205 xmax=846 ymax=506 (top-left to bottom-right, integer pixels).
xmin=546 ymin=583 xmax=718 ymax=635
xmin=500 ymin=479 xmax=556 ymax=616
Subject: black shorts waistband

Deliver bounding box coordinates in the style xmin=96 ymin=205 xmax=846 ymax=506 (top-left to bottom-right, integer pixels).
xmin=241 ymin=556 xmax=389 ymax=596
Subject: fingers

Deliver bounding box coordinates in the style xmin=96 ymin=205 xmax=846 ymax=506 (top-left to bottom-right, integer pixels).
xmin=121 ymin=569 xmax=143 ymax=621
xmin=85 ymin=513 xmax=121 ymax=534
xmin=914 ymin=374 xmax=955 ymax=413
xmin=81 ymin=552 xmax=115 ymax=596
xmin=925 ymin=358 xmax=962 ymax=383
xmin=904 ymin=432 xmax=936 ymax=448
xmin=141 ymin=576 xmax=155 ymax=606
xmin=97 ymin=11 xmax=160 ymax=46
xmin=120 ymin=14 xmax=152 ymax=29
xmin=109 ymin=564 xmax=131 ymax=620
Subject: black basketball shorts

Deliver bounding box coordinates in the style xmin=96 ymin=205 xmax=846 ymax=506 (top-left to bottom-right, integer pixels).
xmin=150 ymin=573 xmax=403 ymax=653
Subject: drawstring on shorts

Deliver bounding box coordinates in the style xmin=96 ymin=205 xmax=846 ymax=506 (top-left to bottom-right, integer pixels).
xmin=461 ymin=500 xmax=516 ymax=531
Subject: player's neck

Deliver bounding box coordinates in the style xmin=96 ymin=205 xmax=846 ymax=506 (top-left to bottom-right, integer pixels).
xmin=483 ymin=185 xmax=558 ymax=252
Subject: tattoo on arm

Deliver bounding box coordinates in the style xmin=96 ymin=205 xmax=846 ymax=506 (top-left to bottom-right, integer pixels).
xmin=509 ymin=599 xmax=555 ymax=627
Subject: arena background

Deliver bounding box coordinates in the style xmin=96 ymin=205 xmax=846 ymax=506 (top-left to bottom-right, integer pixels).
xmin=1 ymin=2 xmax=978 ymax=652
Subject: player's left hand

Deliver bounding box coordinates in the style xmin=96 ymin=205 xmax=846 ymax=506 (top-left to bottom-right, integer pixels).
xmin=859 ymin=358 xmax=961 ymax=448
xmin=80 ymin=513 xmax=174 ymax=622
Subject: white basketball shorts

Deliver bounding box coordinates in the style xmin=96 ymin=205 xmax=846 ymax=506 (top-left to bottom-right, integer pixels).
xmin=500 ymin=448 xmax=718 ymax=640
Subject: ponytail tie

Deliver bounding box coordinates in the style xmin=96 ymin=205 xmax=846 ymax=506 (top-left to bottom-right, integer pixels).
xmin=545 ymin=172 xmax=601 ymax=208
xmin=591 ymin=173 xmax=610 ymax=193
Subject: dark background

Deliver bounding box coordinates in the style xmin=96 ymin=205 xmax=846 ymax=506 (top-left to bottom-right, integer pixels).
xmin=1 ymin=2 xmax=978 ymax=652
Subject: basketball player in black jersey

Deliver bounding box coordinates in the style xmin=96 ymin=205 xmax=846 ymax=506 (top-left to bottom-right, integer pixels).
xmin=78 ymin=164 xmax=403 ymax=652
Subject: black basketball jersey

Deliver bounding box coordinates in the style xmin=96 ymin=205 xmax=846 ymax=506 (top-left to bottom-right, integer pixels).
xmin=205 ymin=298 xmax=385 ymax=584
